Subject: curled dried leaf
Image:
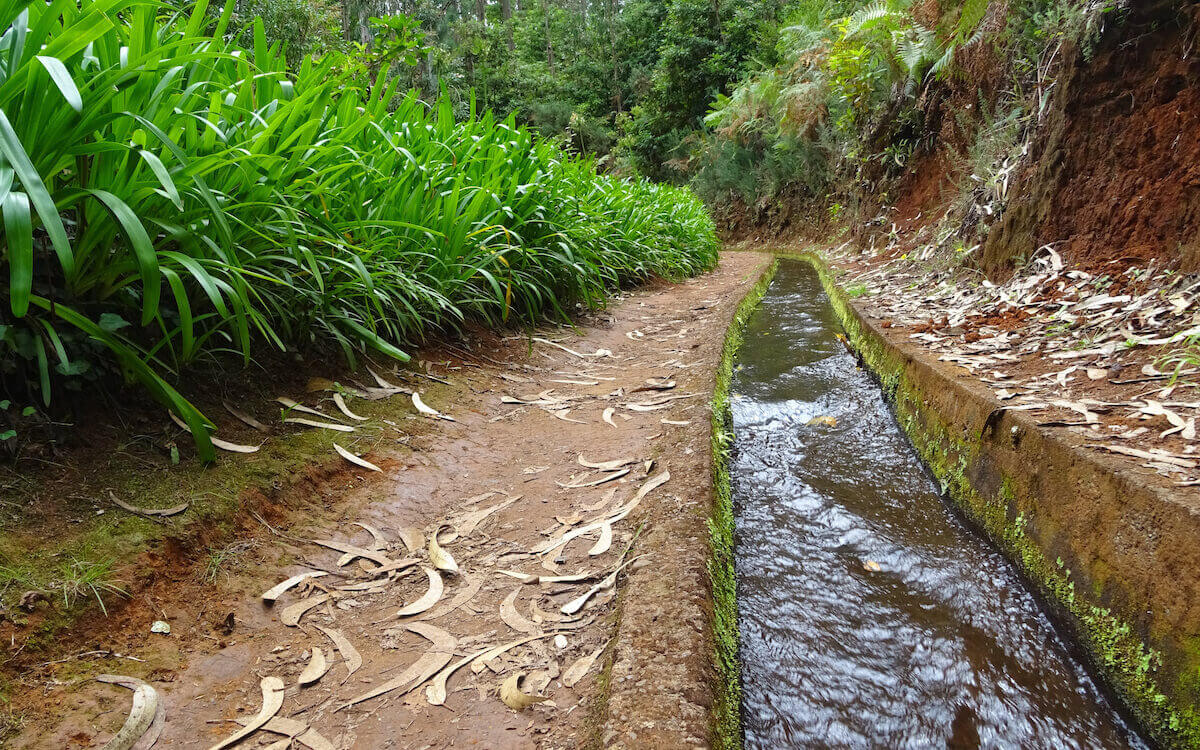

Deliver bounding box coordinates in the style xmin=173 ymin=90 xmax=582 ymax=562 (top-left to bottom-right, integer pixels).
xmin=334 ymin=443 xmax=382 ymax=473
xmin=500 ymin=672 xmax=550 ymax=711
xmin=261 ymin=571 xmax=327 ymax=604
xmin=428 ymin=526 xmax=459 ymax=575
xmin=555 ymin=468 xmax=629 ymax=489
xmin=396 ymin=567 xmax=444 ymax=617
xmin=577 ymin=455 xmax=634 ymax=471
xmin=562 ymin=644 xmax=606 ymax=688
xmin=395 ymin=526 xmax=424 ymax=554
xmin=332 ymin=393 xmax=368 ymax=421
xmin=223 ymin=401 xmax=268 ymax=432
xmin=500 ymin=587 xmax=540 ymax=635
xmin=309 ymin=539 xmax=392 ymax=568
xmin=587 ymin=523 xmax=613 ymax=556
xmin=412 ymin=392 xmax=454 ymax=421
xmin=285 ymin=417 xmax=355 ymax=432
xmin=168 ymin=412 xmax=261 ymax=453
xmin=339 ymin=623 xmax=455 ymax=709
xmin=109 ymin=491 xmax=188 ymax=518
xmin=352 ymin=522 xmax=388 ymax=550
xmin=425 ymin=646 xmax=491 ymax=706
xmin=314 ymin=625 xmax=362 ymax=681
xmin=276 ymin=397 xmax=338 ymax=420
xmin=281 ymin=593 xmax=330 ymax=627
xmin=422 ymin=573 xmax=482 ymax=620
xmin=454 ymin=496 xmax=520 ymax=539
xmin=602 ymin=407 xmax=617 ymax=428
xmin=207 ymin=677 xmax=285 ymax=750
xmin=298 ymin=647 xmax=328 ymax=687
xmin=96 ymin=675 xmax=161 ymax=750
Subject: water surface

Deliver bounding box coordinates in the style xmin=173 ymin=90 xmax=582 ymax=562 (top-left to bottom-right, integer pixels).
xmin=732 ymin=260 xmax=1144 ymax=749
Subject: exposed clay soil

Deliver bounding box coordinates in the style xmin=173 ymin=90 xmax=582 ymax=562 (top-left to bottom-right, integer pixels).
xmin=984 ymin=2 xmax=1200 ymax=274
xmin=6 ymin=252 xmax=770 ymax=750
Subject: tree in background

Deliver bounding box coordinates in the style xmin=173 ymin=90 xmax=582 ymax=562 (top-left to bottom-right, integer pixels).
xmin=228 ymin=0 xmax=790 ymax=176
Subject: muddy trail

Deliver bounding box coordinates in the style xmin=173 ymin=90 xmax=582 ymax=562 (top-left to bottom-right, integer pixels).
xmin=10 ymin=252 xmax=771 ymax=749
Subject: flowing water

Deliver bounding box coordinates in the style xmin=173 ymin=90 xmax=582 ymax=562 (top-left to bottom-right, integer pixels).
xmin=731 ymin=261 xmax=1146 ymax=749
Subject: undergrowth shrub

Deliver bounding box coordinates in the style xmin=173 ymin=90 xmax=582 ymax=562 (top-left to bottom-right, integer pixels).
xmin=0 ymin=0 xmax=719 ymax=459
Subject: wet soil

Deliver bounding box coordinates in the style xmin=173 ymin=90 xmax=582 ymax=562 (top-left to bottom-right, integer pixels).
xmin=8 ymin=252 xmax=771 ymax=749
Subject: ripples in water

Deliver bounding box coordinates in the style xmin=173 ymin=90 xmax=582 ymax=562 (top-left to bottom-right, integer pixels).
xmin=732 ymin=261 xmax=1144 ymax=749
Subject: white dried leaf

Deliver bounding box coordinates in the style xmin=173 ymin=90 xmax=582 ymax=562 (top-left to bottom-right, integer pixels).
xmin=314 ymin=625 xmax=362 ymax=681
xmin=280 ymin=593 xmax=330 ymax=627
xmin=332 ymin=393 xmax=368 ymax=421
xmin=261 ymin=571 xmax=327 ymax=604
xmin=562 ymin=644 xmax=606 ymax=688
xmin=396 ymin=567 xmax=445 ymax=617
xmin=428 ymin=525 xmax=459 ymax=574
xmin=339 ymin=623 xmax=455 ymax=709
xmin=96 ymin=675 xmax=161 ymax=750
xmin=298 ymin=647 xmax=328 ymax=687
xmin=334 ymin=443 xmax=382 ymax=472
xmin=501 ymin=587 xmax=540 ymax=635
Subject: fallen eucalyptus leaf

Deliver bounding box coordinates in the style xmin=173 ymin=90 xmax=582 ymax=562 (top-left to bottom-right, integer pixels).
xmin=298 ymin=647 xmax=328 ymax=686
xmin=577 ymin=455 xmax=634 ymax=471
xmin=334 ymin=443 xmax=382 ymax=473
xmin=555 ymin=468 xmax=629 ymax=489
xmin=235 ymin=717 xmax=334 ymax=750
xmin=284 ymin=417 xmax=355 ymax=432
xmin=261 ymin=571 xmax=328 ymax=604
xmin=500 ymin=672 xmax=550 ymax=710
xmin=426 ymin=647 xmax=490 ymax=706
xmin=396 ymin=567 xmax=444 ymax=617
xmin=339 ymin=623 xmax=455 ymax=709
xmin=168 ymin=412 xmax=261 ymax=453
xmin=501 ymin=587 xmax=540 ymax=635
xmin=428 ymin=526 xmax=459 ymax=575
xmin=281 ymin=593 xmax=331 ymax=627
xmin=96 ymin=674 xmax=161 ymax=750
xmin=587 ymin=523 xmax=613 ymax=556
xmin=223 ymin=401 xmax=268 ymax=432
xmin=396 ymin=526 xmax=424 ymax=554
xmin=422 ymin=573 xmax=482 ymax=620
xmin=602 ymin=407 xmax=617 ymax=427
xmin=562 ymin=644 xmax=606 ymax=687
xmin=109 ymin=491 xmax=188 ymax=518
xmin=207 ymin=676 xmax=285 ymax=750
xmin=332 ymin=393 xmax=368 ymax=422
xmin=314 ymin=625 xmax=362 ymax=681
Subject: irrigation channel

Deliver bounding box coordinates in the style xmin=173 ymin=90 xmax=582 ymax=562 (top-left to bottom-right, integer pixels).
xmin=729 ymin=260 xmax=1147 ymax=748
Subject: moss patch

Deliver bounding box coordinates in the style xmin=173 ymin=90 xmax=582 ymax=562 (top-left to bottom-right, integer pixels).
xmin=709 ymin=258 xmax=778 ymax=750
xmin=796 ymin=250 xmax=1200 ymax=749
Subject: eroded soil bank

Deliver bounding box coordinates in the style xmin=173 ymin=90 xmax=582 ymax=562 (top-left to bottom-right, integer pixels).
xmin=801 ymin=250 xmax=1200 ymax=749
xmin=7 ymin=252 xmax=770 ymax=749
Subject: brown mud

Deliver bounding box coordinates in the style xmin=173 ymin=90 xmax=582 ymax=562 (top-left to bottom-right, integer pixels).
xmin=6 ymin=252 xmax=770 ymax=749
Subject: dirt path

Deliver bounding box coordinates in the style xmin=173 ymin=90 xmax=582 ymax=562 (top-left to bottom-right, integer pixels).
xmin=13 ymin=252 xmax=770 ymax=750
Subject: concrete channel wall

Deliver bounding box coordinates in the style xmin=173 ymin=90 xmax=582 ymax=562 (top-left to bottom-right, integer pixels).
xmin=798 ymin=253 xmax=1200 ymax=749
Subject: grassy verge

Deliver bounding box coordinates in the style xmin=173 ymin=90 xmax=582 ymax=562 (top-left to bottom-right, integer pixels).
xmin=708 ymin=257 xmax=778 ymax=750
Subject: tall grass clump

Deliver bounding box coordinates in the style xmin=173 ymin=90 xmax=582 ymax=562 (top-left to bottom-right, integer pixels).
xmin=0 ymin=0 xmax=718 ymax=459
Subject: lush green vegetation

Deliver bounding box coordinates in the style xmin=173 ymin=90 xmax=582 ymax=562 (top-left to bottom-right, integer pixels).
xmin=0 ymin=0 xmax=718 ymax=459
xmin=255 ymin=0 xmax=798 ymax=179
xmin=687 ymin=0 xmax=1121 ymax=219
